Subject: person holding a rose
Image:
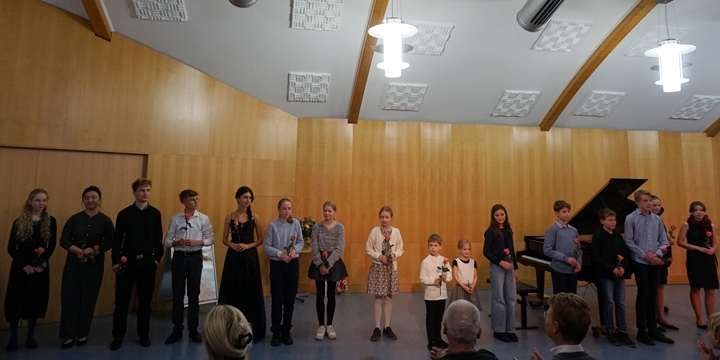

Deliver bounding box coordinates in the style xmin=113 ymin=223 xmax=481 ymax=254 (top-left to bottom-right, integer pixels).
xmin=590 ymin=208 xmax=635 ymax=347
xmin=4 ymin=188 xmax=57 ymax=352
xmin=58 ymin=186 xmax=114 ymax=349
xmin=677 ymin=201 xmax=718 ymax=329
xmin=307 ymin=200 xmax=347 ymax=341
xmin=218 ymin=186 xmax=266 ymax=343
xmin=483 ymin=204 xmax=519 ymax=343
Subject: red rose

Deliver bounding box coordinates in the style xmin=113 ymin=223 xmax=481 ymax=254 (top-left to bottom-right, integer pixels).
xmin=322 ymin=251 xmax=329 ymax=258
xmin=184 ymin=213 xmax=191 ymax=221
xmin=34 ymin=247 xmax=45 ymax=255
xmin=503 ymin=248 xmax=510 ymax=256
xmin=616 ymin=255 xmax=623 ymax=261
xmin=384 ymin=235 xmax=390 ymax=242
xmin=662 ymin=248 xmax=668 ymax=254
xmin=120 ymin=256 xmax=127 ymax=264
xmin=573 ymin=238 xmax=580 ymax=244
xmin=233 ymin=220 xmax=239 ymax=226
xmin=93 ymin=245 xmax=100 ymax=252
xmin=443 ymin=258 xmax=449 ymax=264
xmin=670 ymin=225 xmax=677 ymax=230
xmin=291 ymin=235 xmax=296 ymax=241
xmin=707 ymin=231 xmax=713 ymax=237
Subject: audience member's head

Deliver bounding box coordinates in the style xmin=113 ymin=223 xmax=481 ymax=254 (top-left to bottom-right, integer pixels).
xmin=443 ymin=299 xmax=482 ymax=345
xmin=544 ymin=293 xmax=591 ymax=345
xmin=203 ymin=305 xmax=253 ymax=360
xmin=707 ymin=312 xmax=720 ymax=349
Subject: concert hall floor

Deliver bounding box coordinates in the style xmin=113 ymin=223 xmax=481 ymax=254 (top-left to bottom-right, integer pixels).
xmin=0 ymin=284 xmax=712 ymax=359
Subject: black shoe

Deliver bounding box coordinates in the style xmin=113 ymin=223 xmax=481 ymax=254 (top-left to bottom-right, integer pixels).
xmin=436 ymin=338 xmax=449 ymax=348
xmin=110 ymin=338 xmax=123 ymax=351
xmin=657 ymin=325 xmax=666 ymax=332
xmin=494 ymin=332 xmax=510 ymax=342
xmin=139 ymin=336 xmax=151 ymax=347
xmin=617 ymin=331 xmax=637 ymax=347
xmin=25 ymin=338 xmax=38 ymax=349
xmin=281 ymin=331 xmax=293 ymax=345
xmin=370 ymin=328 xmax=381 ymax=341
xmin=189 ymin=331 xmax=202 ymax=343
xmin=648 ymin=329 xmax=674 ymax=344
xmin=660 ymin=323 xmax=679 ymax=331
xmin=271 ymin=333 xmax=282 ymax=346
xmin=383 ymin=327 xmax=397 ymax=340
xmin=76 ymin=338 xmax=87 ymax=346
xmin=6 ymin=342 xmax=18 ymax=352
xmin=165 ymin=331 xmax=183 ymax=345
xmin=506 ymin=332 xmax=519 ymax=342
xmin=636 ymin=331 xmax=654 ymax=346
xmin=698 ymin=322 xmax=709 ymax=330
xmin=61 ymin=339 xmax=75 ymax=349
xmin=606 ymin=331 xmax=621 ymax=346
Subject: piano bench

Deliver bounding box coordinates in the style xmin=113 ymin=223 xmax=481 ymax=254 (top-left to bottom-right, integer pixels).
xmin=515 ymin=282 xmax=539 ymax=330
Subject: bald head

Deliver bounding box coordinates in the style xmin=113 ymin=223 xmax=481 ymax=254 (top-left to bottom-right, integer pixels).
xmin=443 ymin=300 xmax=482 ymax=344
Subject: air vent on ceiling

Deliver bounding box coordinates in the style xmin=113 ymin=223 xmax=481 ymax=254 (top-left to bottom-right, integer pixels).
xmin=382 ymin=83 xmax=428 ymax=112
xmin=491 ymin=91 xmax=540 ymax=117
xmin=287 ymin=72 xmax=330 ymax=102
xmin=132 ymin=0 xmax=187 ymax=22
xmin=670 ymin=95 xmax=720 ymax=120
xmin=517 ymin=0 xmax=566 ymax=32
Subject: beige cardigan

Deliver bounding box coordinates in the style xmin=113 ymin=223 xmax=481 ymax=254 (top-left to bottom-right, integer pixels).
xmin=365 ymin=226 xmax=404 ymax=271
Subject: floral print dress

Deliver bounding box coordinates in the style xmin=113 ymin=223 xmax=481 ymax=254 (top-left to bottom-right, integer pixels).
xmin=367 ymin=229 xmax=399 ymax=296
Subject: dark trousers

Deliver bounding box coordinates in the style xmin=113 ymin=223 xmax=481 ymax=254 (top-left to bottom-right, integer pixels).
xmin=270 ymin=259 xmax=299 ymax=334
xmin=171 ymin=250 xmax=203 ymax=332
xmin=315 ymin=280 xmax=337 ymax=326
xmin=112 ymin=259 xmax=157 ymax=339
xmin=425 ymin=299 xmax=446 ymax=345
xmin=633 ymin=261 xmax=660 ymax=331
xmin=60 ymin=257 xmax=104 ymax=339
xmin=551 ymin=270 xmax=578 ymax=294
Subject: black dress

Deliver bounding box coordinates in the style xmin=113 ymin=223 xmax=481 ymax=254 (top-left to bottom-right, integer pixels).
xmin=686 ymin=223 xmax=719 ymax=289
xmin=218 ymin=220 xmax=266 ymax=341
xmin=4 ymin=218 xmax=57 ymax=321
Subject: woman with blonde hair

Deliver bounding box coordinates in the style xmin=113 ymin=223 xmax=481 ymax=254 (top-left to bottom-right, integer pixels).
xmin=203 ymin=305 xmax=253 ymax=360
xmin=4 ymin=188 xmax=57 ymax=352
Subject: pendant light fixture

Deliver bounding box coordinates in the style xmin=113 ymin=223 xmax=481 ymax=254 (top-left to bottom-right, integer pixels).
xmin=644 ymin=0 xmax=695 ymax=93
xmin=367 ymin=0 xmax=417 ymax=78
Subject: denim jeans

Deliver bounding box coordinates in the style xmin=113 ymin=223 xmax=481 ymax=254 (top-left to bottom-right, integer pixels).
xmin=489 ymin=263 xmax=516 ymax=332
xmin=599 ymin=276 xmax=626 ymax=332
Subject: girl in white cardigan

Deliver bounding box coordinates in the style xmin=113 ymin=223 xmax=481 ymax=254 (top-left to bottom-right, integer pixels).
xmin=365 ymin=206 xmax=404 ymax=341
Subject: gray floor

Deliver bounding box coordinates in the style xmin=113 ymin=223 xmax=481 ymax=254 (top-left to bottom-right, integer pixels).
xmin=0 ymin=284 xmax=714 ymax=359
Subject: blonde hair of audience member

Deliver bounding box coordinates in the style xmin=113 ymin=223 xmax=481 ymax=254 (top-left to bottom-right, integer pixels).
xmin=699 ymin=312 xmax=720 ymax=360
xmin=203 ymin=305 xmax=253 ymax=360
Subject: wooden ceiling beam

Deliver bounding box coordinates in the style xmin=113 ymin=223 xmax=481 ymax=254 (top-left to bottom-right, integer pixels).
xmin=347 ymin=0 xmax=388 ymax=124
xmin=704 ymin=116 xmax=720 ymax=137
xmin=539 ymin=0 xmax=656 ymax=131
xmin=81 ymin=0 xmax=112 ymax=41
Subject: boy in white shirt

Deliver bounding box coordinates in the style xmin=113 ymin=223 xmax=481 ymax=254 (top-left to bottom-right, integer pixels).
xmin=420 ymin=234 xmax=452 ymax=350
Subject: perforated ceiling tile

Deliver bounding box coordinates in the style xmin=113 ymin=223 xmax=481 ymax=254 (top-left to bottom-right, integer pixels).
xmin=574 ymin=91 xmax=624 ymax=117
xmin=670 ymin=95 xmax=720 ymax=120
xmin=530 ymin=20 xmax=592 ymax=52
xmin=625 ymin=26 xmax=689 ymax=57
xmin=287 ymin=72 xmax=330 ymax=103
xmin=291 ymin=0 xmax=343 ymax=31
xmin=382 ymin=83 xmax=428 ymax=112
xmin=132 ymin=0 xmax=187 ymax=22
xmin=406 ymin=23 xmax=454 ymax=56
xmin=491 ymin=91 xmax=540 ymax=117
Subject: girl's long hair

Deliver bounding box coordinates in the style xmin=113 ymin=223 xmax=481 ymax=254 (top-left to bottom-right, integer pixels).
xmin=489 ymin=204 xmax=513 ymax=240
xmin=16 ymin=188 xmax=51 ymax=245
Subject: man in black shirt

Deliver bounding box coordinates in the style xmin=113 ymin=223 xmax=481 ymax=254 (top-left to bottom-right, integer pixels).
xmin=110 ymin=178 xmax=164 ymax=350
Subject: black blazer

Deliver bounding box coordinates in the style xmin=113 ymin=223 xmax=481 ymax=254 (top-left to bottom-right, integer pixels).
xmin=591 ymin=228 xmax=632 ymax=279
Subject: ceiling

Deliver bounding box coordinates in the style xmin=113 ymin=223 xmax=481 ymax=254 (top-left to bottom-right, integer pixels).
xmin=41 ymin=0 xmax=720 ymax=132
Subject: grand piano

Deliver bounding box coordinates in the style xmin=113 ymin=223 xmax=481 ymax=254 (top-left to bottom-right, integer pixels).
xmin=517 ymin=178 xmax=647 ymax=303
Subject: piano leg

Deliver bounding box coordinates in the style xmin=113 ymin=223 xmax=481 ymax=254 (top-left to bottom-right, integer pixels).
xmin=536 ymin=269 xmax=545 ymax=300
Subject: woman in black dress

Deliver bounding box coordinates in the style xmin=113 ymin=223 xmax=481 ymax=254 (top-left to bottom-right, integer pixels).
xmin=4 ymin=188 xmax=57 ymax=352
xmin=678 ymin=201 xmax=718 ymax=328
xmin=218 ymin=186 xmax=266 ymax=342
xmin=59 ymin=186 xmax=114 ymax=348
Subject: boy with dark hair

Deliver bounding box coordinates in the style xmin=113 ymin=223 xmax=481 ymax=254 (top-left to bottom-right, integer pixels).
xmin=163 ymin=189 xmax=214 ymax=345
xmin=420 ymin=234 xmax=452 ymax=350
xmin=591 ymin=209 xmax=635 ymax=347
xmin=543 ymin=200 xmax=581 ymax=294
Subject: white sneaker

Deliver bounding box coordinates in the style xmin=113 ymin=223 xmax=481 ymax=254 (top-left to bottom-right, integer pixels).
xmin=315 ymin=326 xmax=326 ymax=340
xmin=326 ymin=325 xmax=337 ymax=340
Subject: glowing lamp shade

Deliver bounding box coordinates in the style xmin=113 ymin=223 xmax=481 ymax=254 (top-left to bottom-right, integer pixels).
xmin=645 ymin=39 xmax=695 ymax=93
xmin=368 ymin=18 xmax=417 ymax=78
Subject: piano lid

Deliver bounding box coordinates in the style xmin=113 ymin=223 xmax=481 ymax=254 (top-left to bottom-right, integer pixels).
xmin=569 ymin=178 xmax=647 ymax=234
